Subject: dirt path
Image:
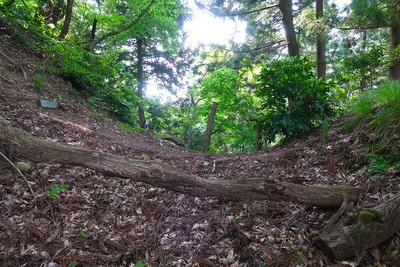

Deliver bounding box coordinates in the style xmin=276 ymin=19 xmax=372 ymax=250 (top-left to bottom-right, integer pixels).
xmin=0 ymin=32 xmax=398 ymax=266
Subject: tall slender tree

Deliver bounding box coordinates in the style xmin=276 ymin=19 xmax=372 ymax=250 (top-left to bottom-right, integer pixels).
xmin=316 ymin=0 xmax=326 ymax=79
xmin=390 ymin=24 xmax=400 ymax=80
xmin=279 ymin=0 xmax=299 ymax=56
xmin=204 ymin=102 xmax=218 ymax=153
xmin=348 ymin=0 xmax=400 ymax=80
xmin=59 ymin=0 xmax=73 ymax=39
xmin=136 ymin=38 xmax=146 ymax=129
xmin=82 ymin=0 xmax=184 ymax=128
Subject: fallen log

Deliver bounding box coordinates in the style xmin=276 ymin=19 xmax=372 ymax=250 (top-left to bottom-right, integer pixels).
xmin=157 ymin=133 xmax=185 ymax=147
xmin=315 ymin=192 xmax=400 ymax=260
xmin=0 ymin=116 xmax=361 ymax=206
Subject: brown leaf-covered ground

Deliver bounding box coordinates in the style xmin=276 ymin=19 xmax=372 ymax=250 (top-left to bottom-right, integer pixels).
xmin=1 ymin=32 xmax=400 ymax=267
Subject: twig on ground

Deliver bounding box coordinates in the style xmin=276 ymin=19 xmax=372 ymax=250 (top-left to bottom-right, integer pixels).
xmin=0 ymin=76 xmax=24 ymax=91
xmin=0 ymin=151 xmax=34 ymax=194
xmin=0 ymin=51 xmax=29 ymax=79
xmin=0 ymin=51 xmax=13 ymax=63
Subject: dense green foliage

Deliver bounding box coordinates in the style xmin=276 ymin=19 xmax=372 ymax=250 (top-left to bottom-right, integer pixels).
xmin=197 ymin=67 xmax=257 ymax=152
xmin=256 ymin=57 xmax=333 ymax=143
xmin=1 ymin=0 xmax=399 ymax=153
xmin=348 ymin=0 xmax=400 ymax=27
xmin=0 ymin=0 xmax=183 ymax=128
xmin=348 ymin=82 xmax=400 ymax=162
xmin=148 ymin=67 xmax=259 ymax=152
xmin=146 ymin=99 xmax=205 ymax=151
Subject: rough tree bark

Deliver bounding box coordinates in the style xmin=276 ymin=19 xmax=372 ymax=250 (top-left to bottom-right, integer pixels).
xmin=58 ymin=0 xmax=73 ymax=39
xmin=278 ymin=0 xmax=299 ymax=57
xmin=90 ymin=17 xmax=98 ymax=44
xmin=136 ymin=38 xmax=146 ymax=129
xmin=316 ymin=0 xmax=326 ymax=79
xmin=0 ymin=116 xmax=361 ymax=207
xmin=389 ymin=25 xmax=400 ymax=80
xmin=315 ymin=192 xmax=400 ymax=260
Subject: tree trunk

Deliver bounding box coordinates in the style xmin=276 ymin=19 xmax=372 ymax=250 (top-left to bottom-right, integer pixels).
xmin=90 ymin=17 xmax=98 ymax=43
xmin=0 ymin=116 xmax=361 ymax=207
xmin=315 ymin=192 xmax=400 ymax=260
xmin=389 ymin=25 xmax=400 ymax=80
xmin=316 ymin=0 xmax=326 ymax=79
xmin=136 ymin=38 xmax=146 ymax=129
xmin=204 ymin=101 xmax=218 ymax=153
xmin=360 ymin=30 xmax=368 ymax=90
xmin=278 ymin=0 xmax=299 ymax=57
xmin=58 ymin=0 xmax=73 ymax=39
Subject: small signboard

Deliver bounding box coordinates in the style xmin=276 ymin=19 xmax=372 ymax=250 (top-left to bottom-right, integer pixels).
xmin=36 ymin=100 xmax=59 ymax=109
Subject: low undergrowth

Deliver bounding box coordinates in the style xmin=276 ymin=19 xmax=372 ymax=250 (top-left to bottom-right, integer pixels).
xmin=344 ymin=82 xmax=400 ymax=172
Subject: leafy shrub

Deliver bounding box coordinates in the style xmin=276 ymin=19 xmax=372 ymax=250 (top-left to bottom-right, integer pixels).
xmin=347 ymin=81 xmax=400 ymax=161
xmin=341 ymin=45 xmax=386 ymax=89
xmin=45 ymin=42 xmax=139 ymax=126
xmin=146 ymin=98 xmax=204 ymax=151
xmin=1 ymin=5 xmax=140 ymax=128
xmin=46 ymin=42 xmax=108 ymax=95
xmin=256 ymin=56 xmax=333 ymax=143
xmin=32 ymin=74 xmax=46 ymax=96
xmin=365 ymin=153 xmax=392 ymax=176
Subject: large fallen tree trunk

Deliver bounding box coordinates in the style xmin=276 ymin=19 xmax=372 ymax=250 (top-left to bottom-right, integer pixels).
xmin=315 ymin=192 xmax=400 ymax=260
xmin=0 ymin=116 xmax=361 ymax=206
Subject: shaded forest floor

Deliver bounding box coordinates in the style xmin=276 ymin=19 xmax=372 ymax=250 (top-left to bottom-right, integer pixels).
xmin=1 ymin=32 xmax=400 ymax=267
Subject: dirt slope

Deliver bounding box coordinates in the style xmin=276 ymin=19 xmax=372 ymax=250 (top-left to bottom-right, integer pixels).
xmin=1 ymin=32 xmax=399 ymax=266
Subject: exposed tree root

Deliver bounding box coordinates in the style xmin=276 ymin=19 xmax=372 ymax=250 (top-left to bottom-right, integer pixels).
xmin=315 ymin=193 xmax=400 ymax=260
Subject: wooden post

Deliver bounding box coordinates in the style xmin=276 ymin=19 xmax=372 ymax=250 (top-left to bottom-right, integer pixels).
xmin=204 ymin=102 xmax=218 ymax=153
xmin=256 ymin=123 xmax=263 ymax=151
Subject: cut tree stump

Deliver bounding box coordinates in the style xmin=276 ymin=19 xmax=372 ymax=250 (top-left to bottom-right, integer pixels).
xmin=315 ymin=192 xmax=400 ymax=260
xmin=0 ymin=116 xmax=361 ymax=206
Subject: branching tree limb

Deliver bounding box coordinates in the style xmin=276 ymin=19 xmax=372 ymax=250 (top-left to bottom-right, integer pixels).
xmin=91 ymin=0 xmax=157 ymax=48
xmin=194 ymin=0 xmax=279 ymax=17
xmin=215 ymin=40 xmax=286 ymax=54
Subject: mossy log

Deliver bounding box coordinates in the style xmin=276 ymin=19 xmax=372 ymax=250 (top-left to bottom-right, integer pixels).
xmin=0 ymin=116 xmax=361 ymax=206
xmin=315 ymin=192 xmax=400 ymax=260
